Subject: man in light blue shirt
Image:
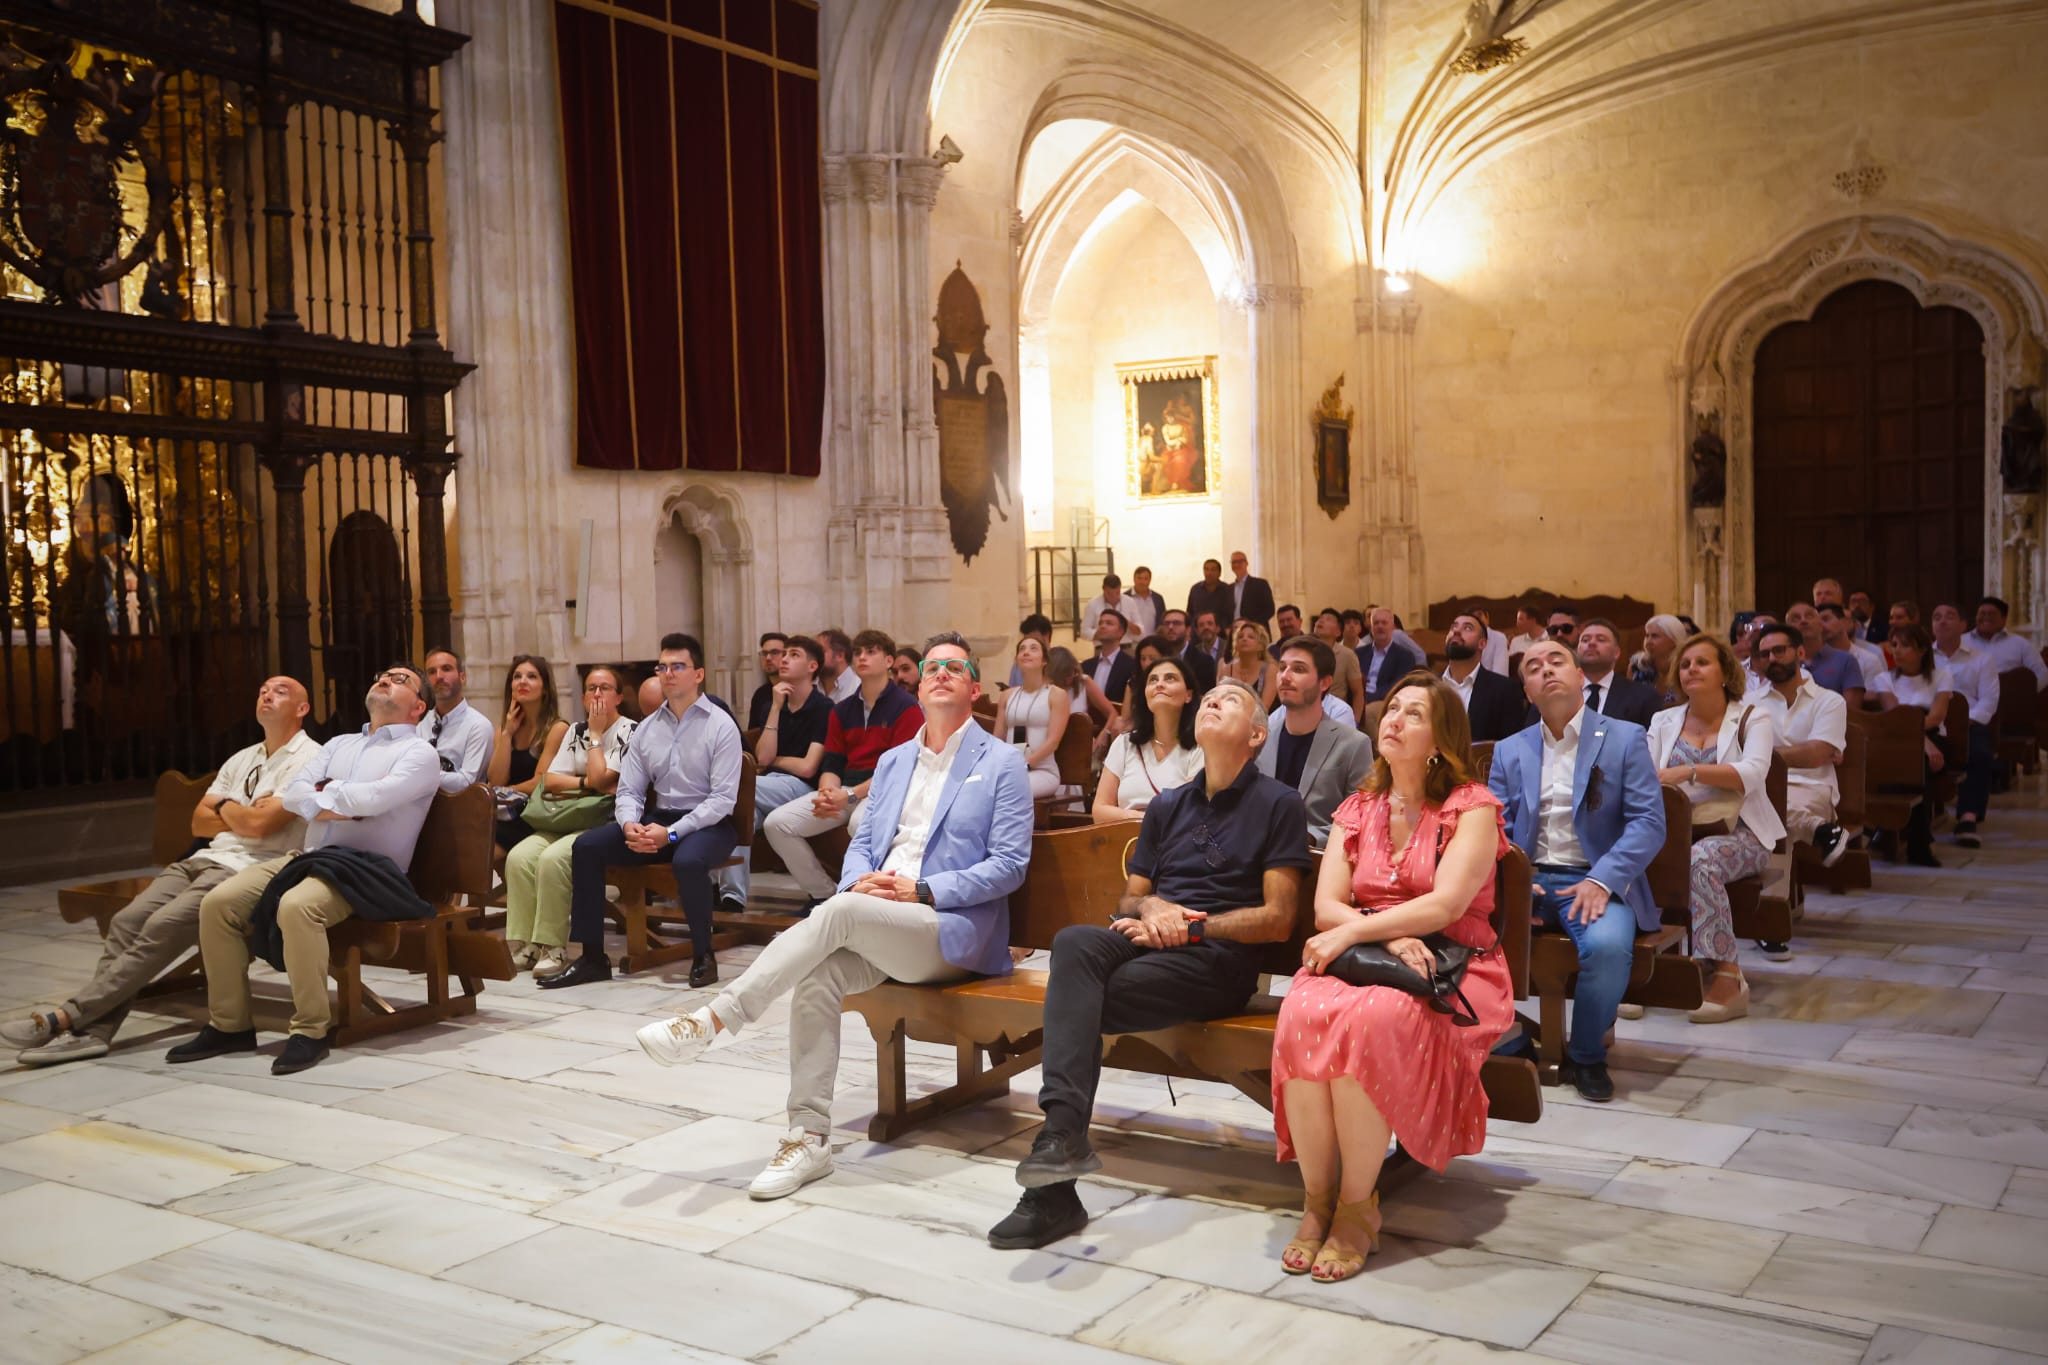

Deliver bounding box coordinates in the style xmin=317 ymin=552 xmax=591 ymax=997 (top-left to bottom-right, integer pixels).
xmin=549 ymin=632 xmax=742 ymax=992
xmin=421 ymin=647 xmax=495 ymax=794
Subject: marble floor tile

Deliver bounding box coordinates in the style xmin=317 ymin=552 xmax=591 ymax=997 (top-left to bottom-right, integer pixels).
xmin=538 ymin=1055 xmax=793 ymax=1120
xmin=1895 ymin=944 xmax=2048 ymax=975
xmin=1810 ymin=956 xmax=1976 ymax=988
xmin=0 ymin=1120 xmax=285 ymax=1203
xmin=1445 ymin=1135 xmax=1634 ymax=1200
xmin=1832 ymin=1030 xmax=2047 ymax=1086
xmin=1976 ymin=992 xmax=2048 ymax=1043
xmin=0 ymin=1095 xmax=94 ymax=1142
xmin=447 ymin=1224 xmax=853 ymax=1358
xmin=96 ymin=1082 xmax=450 ymax=1171
xmin=1859 ymin=1324 xmax=2048 ymax=1364
xmin=791 ymin=1136 xmax=1134 ymax=1238
xmin=1747 ymin=1234 xmax=2048 ymax=1355
xmin=718 ymin=1203 xmax=1155 ymax=1335
xmin=1679 ymin=1081 xmax=1912 ymax=1145
xmin=1592 ymin=1158 xmax=1937 ymax=1250
xmin=515 ymin=1007 xmax=677 ymax=1047
xmin=1588 ymin=1271 xmax=1875 ymax=1334
xmin=604 ymin=1112 xmax=800 ymax=1184
xmin=538 ymin=1167 xmax=803 ymax=1253
xmin=337 ymin=1068 xmax=688 ymax=1157
xmin=1727 ymin=1131 xmax=2013 ymax=1208
xmin=1055 ymin=1193 xmax=1296 ymax=1295
xmin=170 ymin=1165 xmax=551 ymax=1274
xmin=73 ymin=1317 xmax=331 ymax=1363
xmin=105 ymin=1047 xmax=446 ymax=1105
xmin=1998 ymin=1167 xmax=2048 ymax=1217
xmin=94 ymin=1228 xmax=587 ymax=1364
xmin=0 ymin=1181 xmax=226 ymax=1281
xmin=358 ymin=1023 xmax=631 ymax=1080
xmin=1515 ymin=1098 xmax=1753 ymax=1166
xmin=0 ymin=1261 xmax=176 ymax=1365
xmin=1750 ymin=975 xmax=1999 ymax=1036
xmin=1382 ymin=1173 xmax=1784 ymax=1294
xmin=1542 ymin=1070 xmax=1713 ymax=1119
xmin=1916 ymin=1204 xmax=2048 ymax=1275
xmin=522 ymin=1324 xmax=745 ymax=1364
xmin=0 ymin=1062 xmax=184 ymax=1113
xmin=764 ymin=1297 xmax=1151 ymax=1365
xmin=1675 ymin=1051 xmax=2036 ymax=1114
xmin=1531 ymin=1285 xmax=1869 ymax=1365
xmin=981 ymin=1122 xmax=1301 ymax=1207
xmin=1618 ymin=1010 xmax=1860 ymax=1062
xmin=1267 ymin=1233 xmax=1595 ymax=1349
xmin=364 ymin=1135 xmax=626 ymax=1213
xmin=1890 ymin=1106 xmax=2048 ymax=1168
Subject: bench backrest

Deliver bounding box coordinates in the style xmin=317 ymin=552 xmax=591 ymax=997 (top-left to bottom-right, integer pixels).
xmin=1834 ymin=721 xmax=1867 ymax=827
xmin=1937 ymin=692 xmax=1969 ymax=772
xmin=1470 ymin=741 xmax=1494 ymax=783
xmin=153 ymin=769 xmax=214 ymax=864
xmin=1850 ymin=705 xmax=1926 ymax=789
xmin=1054 ymin=712 xmax=1095 ymax=789
xmin=409 ymin=785 xmax=496 ymax=904
xmin=1648 ymin=785 xmax=1694 ymax=918
xmin=1995 ymin=667 xmax=2036 ymax=739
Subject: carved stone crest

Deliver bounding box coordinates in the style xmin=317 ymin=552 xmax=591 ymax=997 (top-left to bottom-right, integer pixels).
xmin=931 ymin=263 xmax=1011 ymax=563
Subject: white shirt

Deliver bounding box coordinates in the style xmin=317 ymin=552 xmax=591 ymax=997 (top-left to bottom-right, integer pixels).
xmin=1847 ymin=639 xmax=1887 ymax=690
xmin=547 ymin=716 xmax=637 ymax=780
xmin=1082 ymin=593 xmax=1128 ymax=638
xmin=1122 ymin=590 xmax=1161 ymax=636
xmin=193 ymin=729 xmax=322 ymax=872
xmin=827 ymin=669 xmax=860 ymax=704
xmin=1091 ymin=648 xmax=1122 ymax=691
xmin=1873 ymin=663 xmax=1957 ymax=712
xmin=1534 ymin=706 xmax=1590 ymax=870
xmin=282 ymin=722 xmax=442 ymax=868
xmin=427 ymin=698 xmax=495 ymax=794
xmin=1753 ymin=673 xmax=1847 ymax=804
xmin=880 ymin=721 xmax=970 ymax=879
xmin=1101 ymin=733 xmax=1203 ymax=811
xmin=1936 ymin=642 xmax=2001 ymax=726
xmin=1481 ymin=628 xmax=1509 ymax=677
xmin=1967 ymin=629 xmax=2048 ymax=691
xmin=1442 ymin=664 xmax=1480 ymax=711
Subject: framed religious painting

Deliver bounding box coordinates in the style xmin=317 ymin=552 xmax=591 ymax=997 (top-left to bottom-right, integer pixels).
xmin=1314 ymin=373 xmax=1354 ymax=518
xmin=1119 ymin=356 xmax=1220 ymax=501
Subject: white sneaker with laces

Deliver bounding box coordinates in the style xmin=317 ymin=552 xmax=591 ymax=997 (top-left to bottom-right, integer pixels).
xmin=635 ymin=1008 xmax=715 ymax=1067
xmin=748 ymin=1129 xmax=833 ymax=1200
xmin=531 ymin=949 xmax=567 ymax=978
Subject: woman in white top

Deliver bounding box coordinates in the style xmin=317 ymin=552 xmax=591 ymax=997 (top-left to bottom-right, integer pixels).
xmin=1095 ymin=654 xmax=1205 ymax=822
xmin=505 ymin=666 xmax=637 ymax=976
xmin=997 ymin=636 xmax=1069 ymax=799
xmin=1871 ymin=621 xmax=1953 ymax=866
xmin=1645 ymin=634 xmax=1784 ymax=1024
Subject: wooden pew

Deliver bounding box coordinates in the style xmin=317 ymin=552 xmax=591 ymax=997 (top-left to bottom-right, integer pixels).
xmin=58 ymin=769 xmax=214 ymax=999
xmin=1851 ymin=705 xmax=1929 ymax=857
xmin=842 ymin=823 xmax=1543 ymax=1163
xmin=1036 ymin=712 xmax=1095 ymax=826
xmin=604 ymin=756 xmax=777 ymax=971
xmin=1470 ymin=741 xmax=1494 ymax=783
xmin=1994 ymin=666 xmax=2039 ymax=775
xmin=1522 ymin=785 xmax=1702 ymax=1081
xmin=1726 ymin=754 xmax=1794 ymax=944
xmin=1796 ymin=723 xmax=1872 ymax=892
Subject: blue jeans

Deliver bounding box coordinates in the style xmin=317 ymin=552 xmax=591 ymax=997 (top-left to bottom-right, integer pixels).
xmin=713 ymin=770 xmax=816 ymax=904
xmin=1532 ymin=865 xmax=1635 ymax=1066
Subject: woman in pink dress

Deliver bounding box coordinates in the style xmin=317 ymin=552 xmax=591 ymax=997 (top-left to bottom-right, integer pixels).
xmin=1271 ymin=671 xmax=1512 ymax=1281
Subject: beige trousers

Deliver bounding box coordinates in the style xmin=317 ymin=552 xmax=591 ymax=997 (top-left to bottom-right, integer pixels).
xmin=197 ymin=854 xmax=356 ymax=1038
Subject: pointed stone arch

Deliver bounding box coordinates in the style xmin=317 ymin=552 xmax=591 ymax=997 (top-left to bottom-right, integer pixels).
xmin=655 ymin=483 xmax=754 ymax=702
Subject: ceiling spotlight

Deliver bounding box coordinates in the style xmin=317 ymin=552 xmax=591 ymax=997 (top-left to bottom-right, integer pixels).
xmin=1381 ymin=272 xmax=1412 ymax=295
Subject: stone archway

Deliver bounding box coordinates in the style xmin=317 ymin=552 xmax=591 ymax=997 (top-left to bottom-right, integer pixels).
xmin=1678 ymin=215 xmax=2048 ymax=632
xmin=655 ymin=484 xmax=754 ymax=704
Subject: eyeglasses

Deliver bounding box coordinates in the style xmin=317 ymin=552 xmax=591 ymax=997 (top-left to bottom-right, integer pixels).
xmin=584 ymin=682 xmax=618 ymax=694
xmin=1193 ymin=820 xmax=1226 ymax=869
xmin=918 ymin=658 xmax=978 ymax=679
xmin=1547 ymin=624 xmax=1575 ymax=636
xmin=653 ymin=662 xmax=694 ymax=675
xmin=376 ymin=667 xmax=424 ymax=694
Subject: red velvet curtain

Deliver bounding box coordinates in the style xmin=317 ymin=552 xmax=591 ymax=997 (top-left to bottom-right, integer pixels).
xmin=553 ymin=0 xmax=823 ymax=475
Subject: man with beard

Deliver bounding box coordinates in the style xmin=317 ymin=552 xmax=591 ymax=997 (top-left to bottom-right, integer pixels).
xmin=1254 ymin=636 xmax=1371 ymax=849
xmin=1439 ymin=611 xmax=1523 ymax=742
xmin=1752 ymin=619 xmax=1850 ymax=877
xmin=1571 ymin=618 xmax=1660 ymax=727
xmin=1311 ymin=607 xmax=1364 ymax=717
xmin=1158 ymin=608 xmax=1217 ymax=691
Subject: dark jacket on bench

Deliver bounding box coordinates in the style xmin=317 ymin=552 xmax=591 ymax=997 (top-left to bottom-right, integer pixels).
xmin=246 ymin=846 xmax=431 ymax=971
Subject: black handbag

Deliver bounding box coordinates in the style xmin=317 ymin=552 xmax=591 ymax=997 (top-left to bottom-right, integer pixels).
xmin=1325 ymin=936 xmax=1487 ymax=1026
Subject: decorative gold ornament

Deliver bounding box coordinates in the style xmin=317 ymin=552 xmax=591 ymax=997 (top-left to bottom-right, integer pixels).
xmin=1450 ymin=36 xmax=1527 ymax=74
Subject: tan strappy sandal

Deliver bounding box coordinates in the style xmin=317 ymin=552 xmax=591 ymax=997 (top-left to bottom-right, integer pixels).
xmin=1309 ymin=1192 xmax=1382 ymax=1283
xmin=1281 ymin=1190 xmax=1335 ymax=1274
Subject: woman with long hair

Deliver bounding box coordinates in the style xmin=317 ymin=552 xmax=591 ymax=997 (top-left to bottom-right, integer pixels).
xmin=1094 ymin=654 xmax=1203 ymax=822
xmin=996 ymin=636 xmax=1070 ymax=799
xmin=487 ymin=654 xmax=570 ymax=851
xmin=1224 ymin=619 xmax=1274 ymax=706
xmin=1646 ymin=634 xmax=1784 ymax=1021
xmin=1871 ymin=621 xmax=1954 ymax=866
xmin=1270 ymin=671 xmax=1512 ymax=1282
xmin=1633 ymin=613 xmax=1687 ymax=707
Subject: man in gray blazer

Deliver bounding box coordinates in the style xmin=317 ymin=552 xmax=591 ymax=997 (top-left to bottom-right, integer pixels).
xmin=1256 ymin=636 xmax=1374 ymax=848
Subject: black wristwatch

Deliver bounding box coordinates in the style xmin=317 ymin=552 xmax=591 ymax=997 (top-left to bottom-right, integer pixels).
xmin=1186 ymin=916 xmax=1205 ymax=945
xmin=915 ymin=879 xmax=934 ymax=906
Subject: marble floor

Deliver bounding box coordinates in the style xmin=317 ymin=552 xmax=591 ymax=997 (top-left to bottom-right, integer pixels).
xmin=3 ymin=796 xmax=2048 ymax=1364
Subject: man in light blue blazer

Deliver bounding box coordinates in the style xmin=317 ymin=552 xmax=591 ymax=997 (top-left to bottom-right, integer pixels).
xmin=632 ymin=631 xmax=1033 ymax=1199
xmin=1488 ymin=638 xmax=1665 ymax=1102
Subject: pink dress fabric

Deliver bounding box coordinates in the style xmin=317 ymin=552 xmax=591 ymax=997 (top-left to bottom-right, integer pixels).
xmin=1270 ymin=783 xmax=1513 ymax=1170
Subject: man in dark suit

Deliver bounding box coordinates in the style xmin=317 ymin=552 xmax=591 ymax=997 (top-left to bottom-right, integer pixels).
xmin=1084 ymin=608 xmax=1136 ymax=726
xmin=1226 ymin=550 xmax=1274 ymax=631
xmin=1185 ymin=558 xmax=1234 ymax=636
xmin=1356 ymin=606 xmax=1424 ymax=703
xmin=1159 ymin=608 xmax=1217 ymax=692
xmin=1440 ymin=611 xmax=1524 ymax=742
xmin=1573 ymin=617 xmax=1659 ymax=727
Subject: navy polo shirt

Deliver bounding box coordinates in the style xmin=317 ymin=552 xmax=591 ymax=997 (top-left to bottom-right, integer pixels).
xmin=1128 ymin=758 xmax=1311 ymax=918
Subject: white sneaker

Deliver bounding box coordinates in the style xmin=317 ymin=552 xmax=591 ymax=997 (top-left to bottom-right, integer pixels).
xmin=1615 ymin=1003 xmax=1645 ymax=1020
xmin=508 ymin=941 xmax=538 ymax=971
xmin=531 ymin=949 xmax=567 ymax=978
xmin=748 ymin=1129 xmax=833 ymax=1200
xmin=635 ymin=1008 xmax=715 ymax=1067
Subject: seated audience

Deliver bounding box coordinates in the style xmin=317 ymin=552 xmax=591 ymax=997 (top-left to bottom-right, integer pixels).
xmin=748 ymin=632 xmax=789 ymax=729
xmin=718 ymin=634 xmax=837 ymax=913
xmin=1357 ymin=607 xmax=1423 ymax=703
xmin=1095 ymin=655 xmax=1205 ymax=821
xmin=1340 ymin=609 xmax=1368 ymax=653
xmin=1818 ymin=601 xmax=1885 ymax=691
xmin=1224 ymin=618 xmax=1274 ymax=703
xmin=1646 ymin=635 xmax=1784 ymax=1023
xmin=1006 ymin=614 xmax=1054 ymax=688
xmin=1441 ymin=611 xmax=1525 ymax=742
xmin=1931 ymin=602 xmax=2000 ymax=848
xmin=1189 ymin=609 xmax=1226 ymax=667
xmin=421 ymin=647 xmax=495 ymax=792
xmin=1258 ymin=637 xmax=1373 ymax=845
xmin=1749 ymin=623 xmax=1848 ymax=875
xmin=508 ymin=666 xmax=636 ymax=978
xmin=1159 ymin=608 xmax=1217 ymax=692
xmin=636 ymin=673 xmax=663 ymax=720
xmin=1270 ymin=604 xmax=1307 ymax=656
xmin=1046 ymin=645 xmax=1092 ymax=715
xmin=5 ymin=677 xmax=318 ymax=1066
xmin=1506 ymin=602 xmax=1546 ymax=671
xmin=1969 ymin=595 xmax=2048 ymax=690
xmin=1888 ymin=599 xmax=1921 ymax=634
xmin=633 ymin=634 xmax=1031 ymax=1199
xmin=1086 ymin=609 xmax=1137 ymax=724
xmin=552 ymin=634 xmax=742 ymax=991
xmin=817 ymin=628 xmax=859 ymax=703
xmin=1185 ymin=557 xmax=1234 ymax=636
xmin=1312 ymin=607 xmax=1366 ymax=715
xmin=1786 ymin=602 xmax=1863 ymax=705
xmin=1735 ymin=613 xmax=1777 ymax=697
xmin=1122 ymin=565 xmax=1162 ymax=637
xmin=1570 ymin=618 xmax=1659 ymax=726
xmin=1473 ymin=607 xmax=1510 ymax=676
xmin=1081 ymin=573 xmax=1129 ymax=638
xmin=988 ymin=678 xmax=1309 ymax=1249
xmin=1632 ymin=612 xmax=1686 ymax=707
xmin=1272 ymin=673 xmax=1512 ymax=1280
xmin=167 ymin=666 xmax=440 ymax=1075
xmin=1546 ymin=605 xmax=1581 ymax=650
xmin=763 ymin=637 xmax=922 ymax=905
xmin=1872 ymin=621 xmax=1954 ymax=867
xmin=1493 ymin=643 xmax=1663 ymax=1100
xmin=1227 ymin=549 xmax=1277 ymax=630
xmin=892 ymin=646 xmax=923 ymax=690
xmin=996 ymin=635 xmax=1072 ymax=799
xmin=487 ymin=655 xmax=570 ymax=851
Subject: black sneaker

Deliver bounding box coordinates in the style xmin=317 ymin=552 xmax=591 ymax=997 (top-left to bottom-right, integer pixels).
xmin=1954 ymin=819 xmax=1981 ymax=849
xmin=987 ymin=1182 xmax=1088 ymax=1249
xmin=1558 ymin=1058 xmax=1614 ymax=1102
xmin=718 ymin=894 xmax=747 ymax=917
xmin=1015 ymin=1126 xmax=1101 ymax=1188
xmin=165 ymin=1025 xmax=258 ymax=1064
xmin=1811 ymin=823 xmax=1849 ymax=868
xmin=273 ymin=1033 xmax=331 ymax=1075
xmin=689 ymin=954 xmax=719 ymax=989
xmin=1756 ymin=941 xmax=1792 ymax=962
xmin=536 ymin=952 xmax=612 ymax=989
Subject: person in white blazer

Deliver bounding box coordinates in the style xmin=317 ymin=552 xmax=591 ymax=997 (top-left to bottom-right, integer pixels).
xmin=1645 ymin=633 xmax=1785 ymax=1024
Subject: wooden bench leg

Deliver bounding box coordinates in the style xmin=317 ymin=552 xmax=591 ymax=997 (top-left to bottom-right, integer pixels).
xmin=863 ymin=1019 xmax=1045 ymax=1143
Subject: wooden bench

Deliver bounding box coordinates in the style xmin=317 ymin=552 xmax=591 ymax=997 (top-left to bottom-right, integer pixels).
xmin=1796 ymin=722 xmax=1872 ymax=892
xmin=1726 ymin=753 xmax=1794 ymax=944
xmin=842 ymin=823 xmax=1543 ymax=1165
xmin=59 ymin=773 xmax=514 ymax=1041
xmin=1851 ymin=705 xmax=1929 ymax=859
xmin=604 ymin=756 xmax=783 ymax=971
xmin=1994 ymin=666 xmax=2039 ymax=776
xmin=1037 ymin=712 xmax=1095 ymax=826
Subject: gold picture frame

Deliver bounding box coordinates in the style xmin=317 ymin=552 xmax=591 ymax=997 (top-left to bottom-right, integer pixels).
xmin=1120 ymin=355 xmax=1219 ymax=501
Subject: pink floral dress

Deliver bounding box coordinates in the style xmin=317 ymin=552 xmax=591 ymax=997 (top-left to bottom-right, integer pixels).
xmin=1270 ymin=783 xmax=1513 ymax=1170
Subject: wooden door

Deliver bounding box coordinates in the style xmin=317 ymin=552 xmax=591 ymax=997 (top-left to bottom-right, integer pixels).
xmin=1752 ymin=279 xmax=1984 ymax=616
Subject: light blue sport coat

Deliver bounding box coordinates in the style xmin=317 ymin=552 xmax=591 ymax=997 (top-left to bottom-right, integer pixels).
xmin=839 ymin=721 xmax=1034 ymax=977
xmin=1487 ymin=710 xmax=1666 ymax=932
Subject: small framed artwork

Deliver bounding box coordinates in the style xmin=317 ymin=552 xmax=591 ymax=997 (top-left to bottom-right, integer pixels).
xmin=1120 ymin=355 xmax=1219 ymax=501
xmin=1314 ymin=373 xmax=1354 ymax=518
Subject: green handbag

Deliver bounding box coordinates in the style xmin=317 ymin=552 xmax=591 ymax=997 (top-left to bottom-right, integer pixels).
xmin=520 ymin=789 xmax=614 ymax=835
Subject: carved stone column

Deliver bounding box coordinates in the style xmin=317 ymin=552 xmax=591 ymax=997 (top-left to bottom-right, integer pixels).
xmin=1229 ymin=281 xmax=1308 ymax=605
xmin=2004 ymin=493 xmax=2042 ymax=632
xmin=1692 ymin=507 xmax=1727 ymax=630
xmin=1356 ymin=291 xmax=1426 ymax=621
